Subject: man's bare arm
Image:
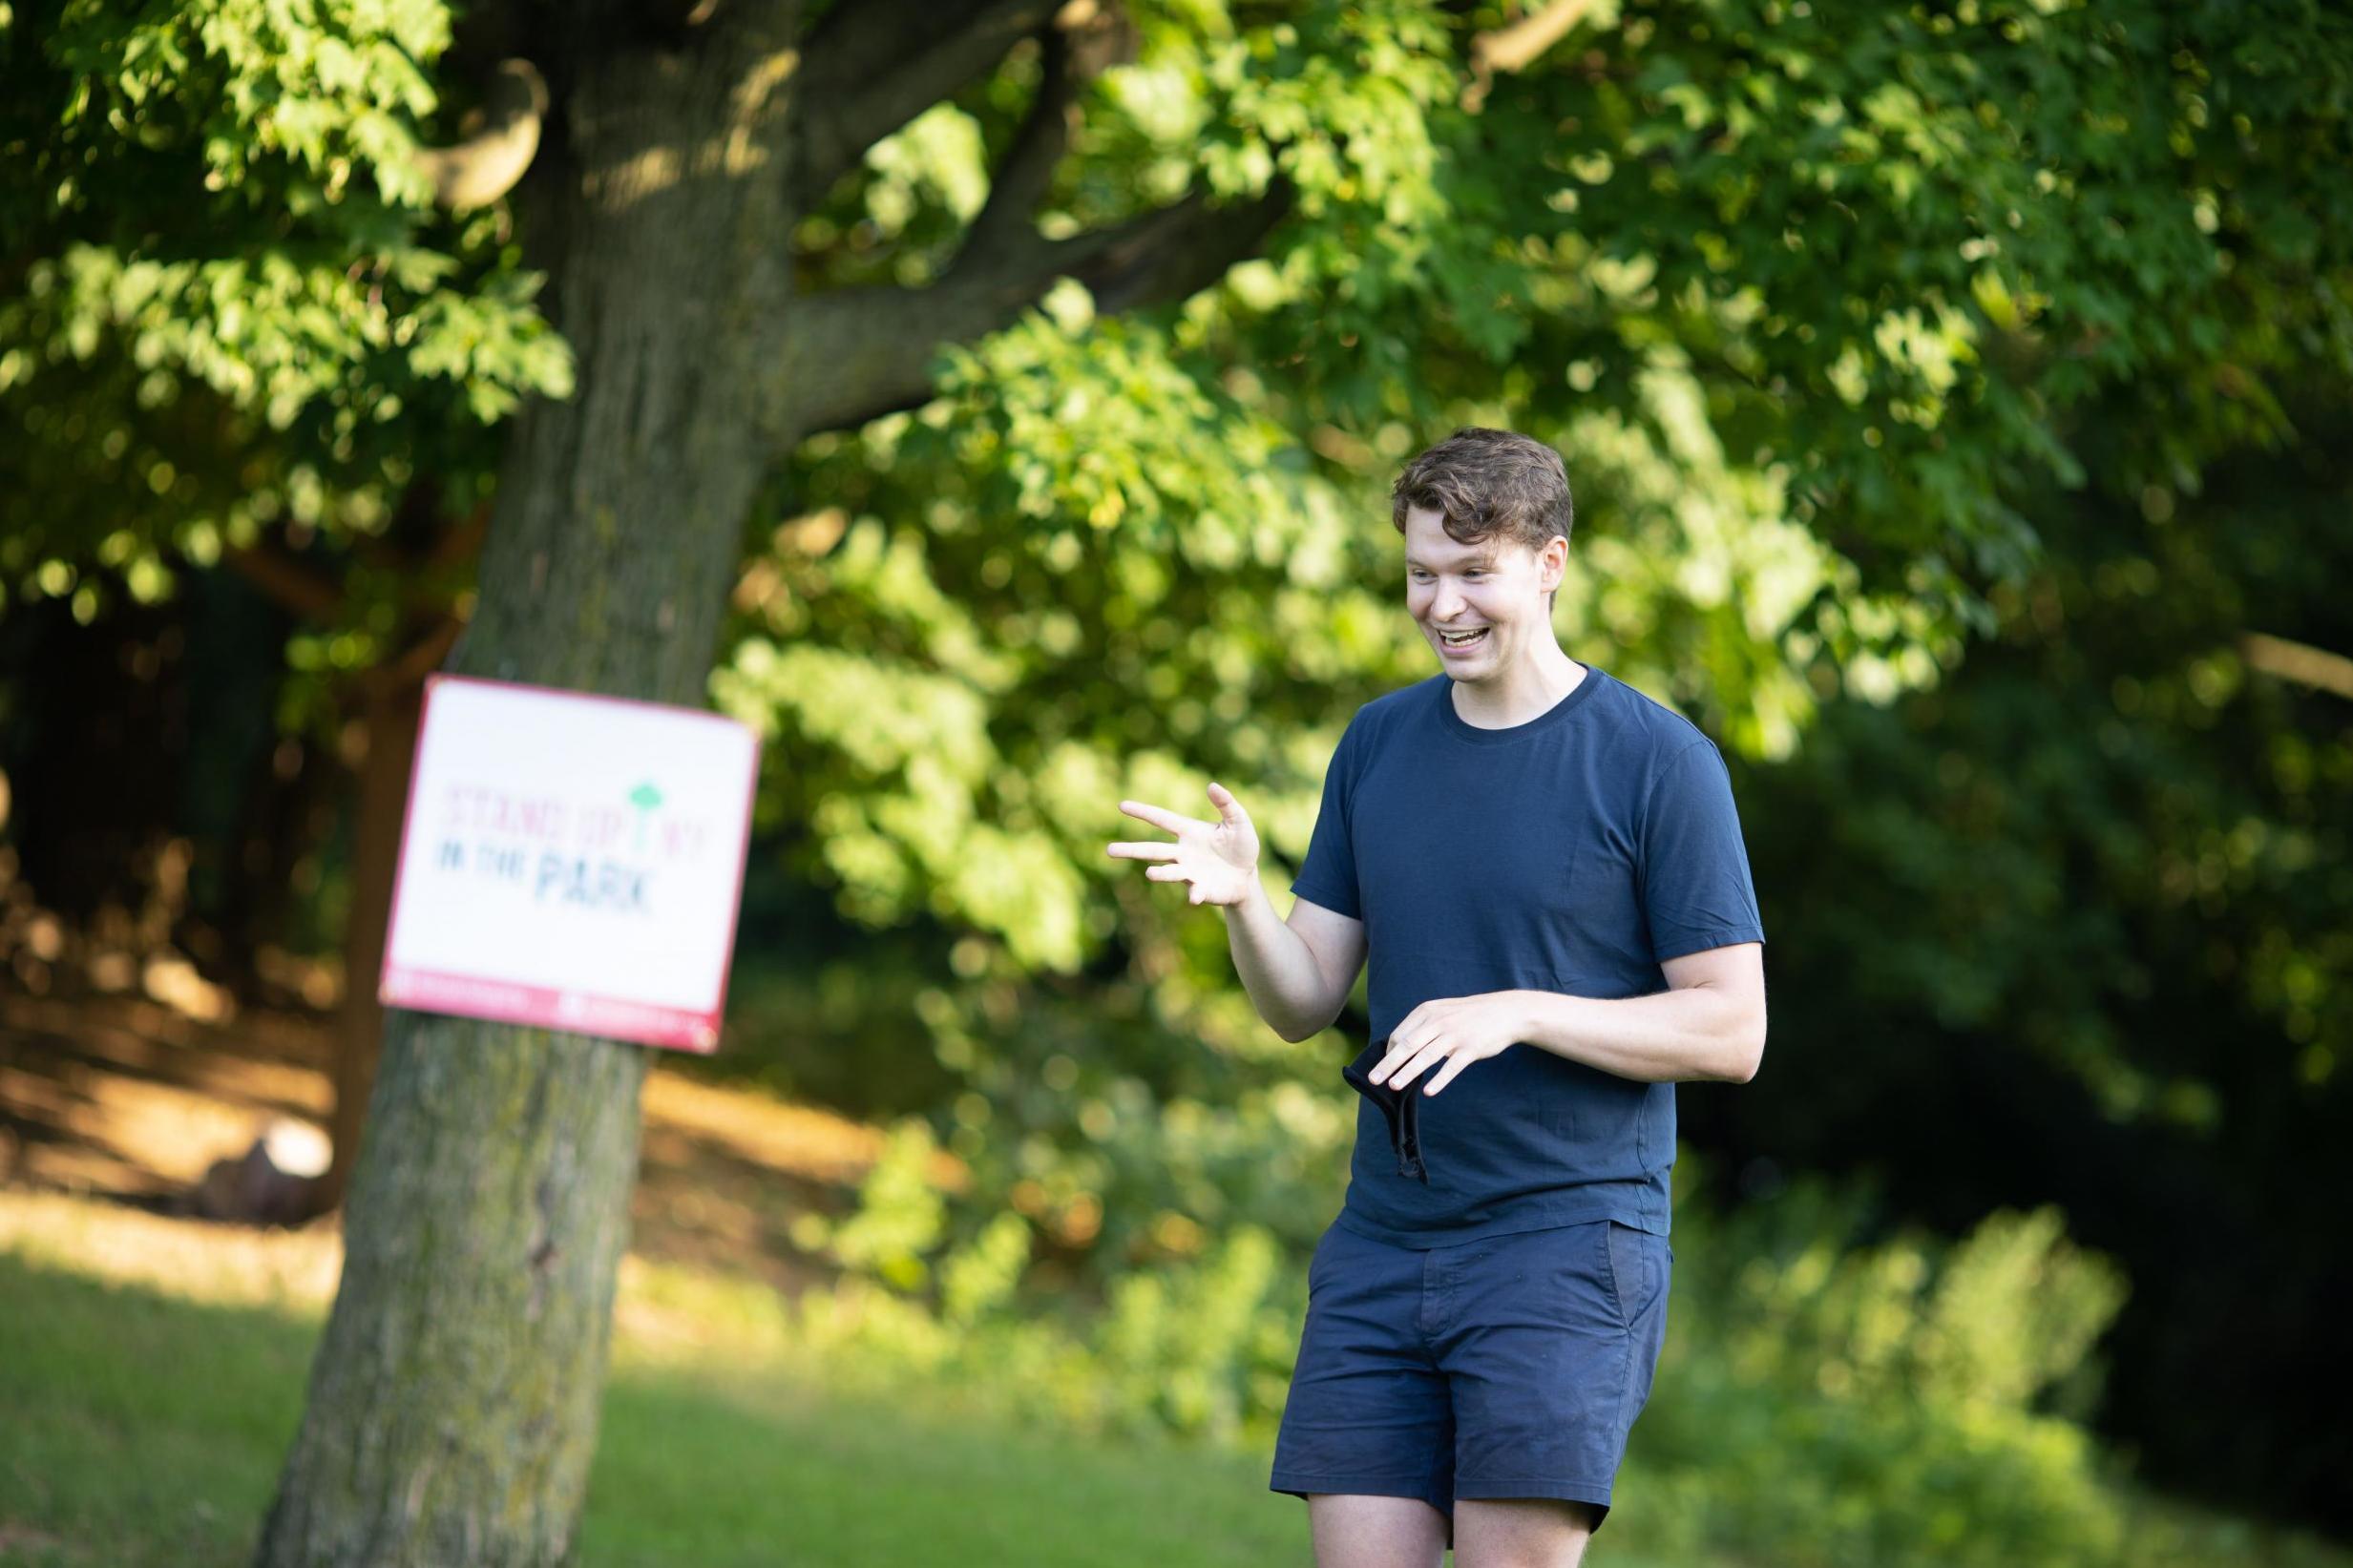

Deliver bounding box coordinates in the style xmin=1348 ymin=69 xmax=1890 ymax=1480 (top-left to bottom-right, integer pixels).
xmin=1514 ymin=942 xmax=1766 ymax=1083
xmin=1107 ymin=784 xmax=1364 ymax=1043
xmin=1226 ymin=889 xmax=1365 ymax=1043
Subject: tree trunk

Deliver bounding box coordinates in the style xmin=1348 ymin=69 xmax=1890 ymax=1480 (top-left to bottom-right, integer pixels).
xmin=256 ymin=16 xmax=805 ymax=1562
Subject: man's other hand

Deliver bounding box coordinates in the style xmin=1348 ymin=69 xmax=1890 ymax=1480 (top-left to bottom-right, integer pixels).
xmin=1107 ymin=784 xmax=1261 ymax=907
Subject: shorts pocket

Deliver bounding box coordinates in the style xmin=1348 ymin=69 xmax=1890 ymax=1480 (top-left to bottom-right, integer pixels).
xmin=1307 ymin=1221 xmax=1344 ymax=1298
xmin=1602 ymin=1220 xmax=1665 ymax=1330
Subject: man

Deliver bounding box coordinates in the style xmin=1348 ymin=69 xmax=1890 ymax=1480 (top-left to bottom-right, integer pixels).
xmin=1107 ymin=427 xmax=1767 ymax=1568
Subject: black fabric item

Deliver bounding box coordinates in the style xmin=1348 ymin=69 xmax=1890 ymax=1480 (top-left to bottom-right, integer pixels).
xmin=1343 ymin=1038 xmax=1428 ymax=1182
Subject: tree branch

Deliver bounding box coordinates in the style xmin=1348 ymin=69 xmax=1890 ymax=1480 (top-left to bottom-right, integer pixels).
xmin=416 ymin=60 xmax=548 ymax=211
xmin=959 ymin=27 xmax=1076 ymax=261
xmin=1063 ymin=180 xmax=1292 ymax=315
xmin=356 ymin=614 xmax=468 ymax=701
xmin=2242 ymin=632 xmax=2353 ymax=701
xmin=775 ymin=178 xmax=1292 ymax=439
xmin=959 ymin=2 xmax=1140 ymax=264
xmin=221 ymin=541 xmax=347 ymax=624
xmin=790 ymin=0 xmax=1059 ymax=207
xmin=218 ymin=491 xmax=486 ymax=631
xmin=1463 ymin=0 xmax=1605 ymax=112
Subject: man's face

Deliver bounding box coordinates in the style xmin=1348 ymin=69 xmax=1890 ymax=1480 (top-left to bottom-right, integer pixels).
xmin=1402 ymin=504 xmax=1563 ymax=680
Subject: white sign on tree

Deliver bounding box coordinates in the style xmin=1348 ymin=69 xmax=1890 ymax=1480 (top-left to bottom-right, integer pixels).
xmin=380 ymin=674 xmax=760 ymax=1053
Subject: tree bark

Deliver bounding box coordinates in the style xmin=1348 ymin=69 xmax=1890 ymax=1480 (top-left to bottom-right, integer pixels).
xmin=255 ymin=11 xmax=809 ymax=1561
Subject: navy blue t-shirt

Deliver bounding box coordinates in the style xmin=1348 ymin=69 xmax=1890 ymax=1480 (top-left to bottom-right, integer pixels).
xmin=1291 ymin=665 xmax=1765 ymax=1245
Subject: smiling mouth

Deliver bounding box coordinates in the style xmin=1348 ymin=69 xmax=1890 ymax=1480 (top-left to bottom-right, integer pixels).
xmin=1438 ymin=628 xmax=1489 ymax=649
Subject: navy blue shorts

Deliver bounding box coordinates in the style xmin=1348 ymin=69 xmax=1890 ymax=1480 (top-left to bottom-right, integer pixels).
xmin=1268 ymin=1215 xmax=1672 ymax=1546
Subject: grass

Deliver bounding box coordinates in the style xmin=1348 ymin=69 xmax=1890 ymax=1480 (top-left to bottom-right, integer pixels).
xmin=6 ymin=1188 xmax=2348 ymax=1568
xmin=0 ymin=1198 xmax=1301 ymax=1568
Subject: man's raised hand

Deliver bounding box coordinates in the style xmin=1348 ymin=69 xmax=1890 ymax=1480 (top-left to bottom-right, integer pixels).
xmin=1107 ymin=783 xmax=1261 ymax=907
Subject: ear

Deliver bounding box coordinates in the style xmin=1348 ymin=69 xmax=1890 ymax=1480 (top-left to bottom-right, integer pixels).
xmin=1540 ymin=534 xmax=1568 ymax=591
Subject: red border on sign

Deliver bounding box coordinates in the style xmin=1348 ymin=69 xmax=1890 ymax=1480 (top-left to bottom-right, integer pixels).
xmin=380 ymin=965 xmax=722 ymax=1053
xmin=376 ymin=673 xmax=762 ymax=1055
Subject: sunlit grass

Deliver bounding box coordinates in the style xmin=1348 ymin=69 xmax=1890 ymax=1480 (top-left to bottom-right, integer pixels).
xmin=4 ymin=1190 xmax=2345 ymax=1568
xmin=0 ymin=1193 xmax=1300 ymax=1567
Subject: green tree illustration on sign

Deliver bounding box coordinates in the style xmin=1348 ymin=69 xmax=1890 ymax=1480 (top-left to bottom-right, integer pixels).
xmin=626 ymin=782 xmax=662 ymax=854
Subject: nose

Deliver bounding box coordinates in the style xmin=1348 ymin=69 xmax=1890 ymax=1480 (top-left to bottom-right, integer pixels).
xmin=1430 ymin=582 xmax=1467 ymax=621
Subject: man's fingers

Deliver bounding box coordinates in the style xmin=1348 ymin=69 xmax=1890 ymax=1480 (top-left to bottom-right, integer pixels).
xmin=1374 ymin=1037 xmax=1439 ymax=1088
xmin=1118 ymin=800 xmax=1198 ymax=834
xmin=1145 ymin=864 xmax=1187 ymax=882
xmin=1206 ymin=781 xmax=1250 ymax=824
xmin=1105 ymin=841 xmax=1180 ymax=861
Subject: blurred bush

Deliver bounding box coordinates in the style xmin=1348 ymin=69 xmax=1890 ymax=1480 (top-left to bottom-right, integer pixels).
xmin=1633 ymin=1169 xmax=2132 ymax=1567
xmin=788 ymin=1114 xmax=1309 ymax=1448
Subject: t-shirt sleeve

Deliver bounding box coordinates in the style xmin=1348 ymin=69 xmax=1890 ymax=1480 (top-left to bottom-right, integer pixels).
xmin=1289 ymin=720 xmax=1361 ymax=920
xmin=1639 ymin=740 xmax=1766 ymax=961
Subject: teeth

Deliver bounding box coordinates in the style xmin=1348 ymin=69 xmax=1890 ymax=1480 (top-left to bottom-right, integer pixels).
xmin=1441 ymin=629 xmax=1484 ymax=644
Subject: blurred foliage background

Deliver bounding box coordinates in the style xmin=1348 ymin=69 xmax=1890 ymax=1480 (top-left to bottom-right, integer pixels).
xmin=2 ymin=0 xmax=2349 ymax=1558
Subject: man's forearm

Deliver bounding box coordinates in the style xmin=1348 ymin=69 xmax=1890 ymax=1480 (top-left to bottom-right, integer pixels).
xmin=1224 ymin=883 xmax=1334 ymax=1042
xmin=1511 ymin=986 xmax=1763 ymax=1084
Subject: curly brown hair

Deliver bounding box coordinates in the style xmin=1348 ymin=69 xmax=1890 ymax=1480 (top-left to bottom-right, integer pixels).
xmin=1391 ymin=427 xmax=1573 ymax=609
xmin=1390 ymin=427 xmax=1575 ymax=555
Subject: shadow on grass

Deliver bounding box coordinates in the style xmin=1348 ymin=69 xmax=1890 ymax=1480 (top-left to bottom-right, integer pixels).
xmin=0 ymin=1253 xmax=1303 ymax=1568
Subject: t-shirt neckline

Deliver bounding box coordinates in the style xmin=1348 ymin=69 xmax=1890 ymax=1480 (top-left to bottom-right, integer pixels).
xmin=1437 ymin=661 xmax=1607 ymax=745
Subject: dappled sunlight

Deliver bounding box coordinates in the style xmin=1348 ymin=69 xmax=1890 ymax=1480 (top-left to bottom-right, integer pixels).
xmin=0 ymin=1189 xmax=340 ymax=1312
xmin=0 ymin=992 xmax=331 ymax=1201
xmin=0 ymin=1185 xmax=847 ymax=1378
xmin=641 ymin=1068 xmax=967 ymax=1193
xmin=0 ymin=980 xmax=975 ymax=1320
